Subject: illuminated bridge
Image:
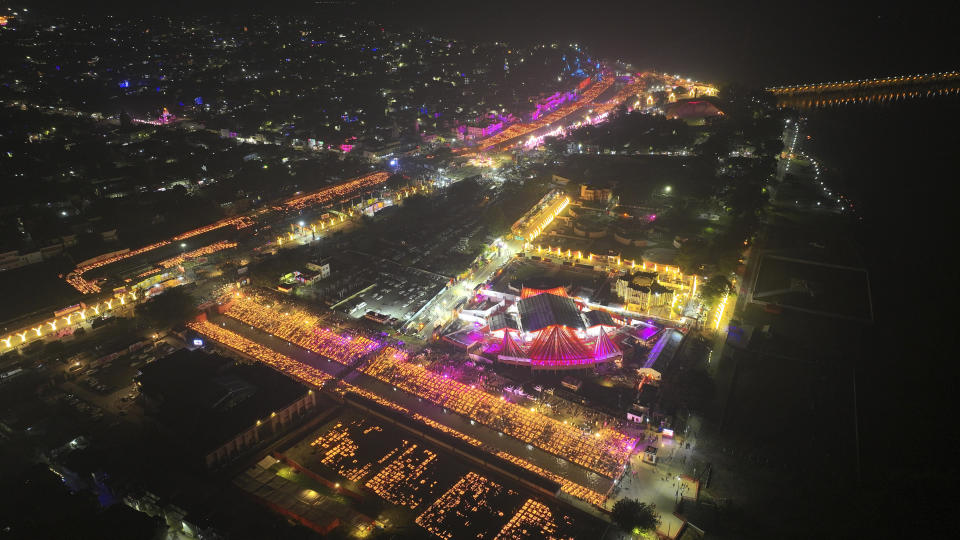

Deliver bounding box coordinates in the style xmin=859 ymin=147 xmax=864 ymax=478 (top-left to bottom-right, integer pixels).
xmin=766 ymin=71 xmax=960 ymax=108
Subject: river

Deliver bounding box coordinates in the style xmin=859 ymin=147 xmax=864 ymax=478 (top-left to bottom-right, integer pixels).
xmin=800 ymin=95 xmax=959 ymax=532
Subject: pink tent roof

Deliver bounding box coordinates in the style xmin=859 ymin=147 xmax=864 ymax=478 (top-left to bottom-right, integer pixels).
xmin=498 ymin=329 xmax=528 ymax=360
xmin=593 ymin=329 xmax=621 ymax=361
xmin=527 ymin=324 xmax=593 ymax=363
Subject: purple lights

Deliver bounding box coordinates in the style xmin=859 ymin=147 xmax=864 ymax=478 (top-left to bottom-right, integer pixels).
xmin=529 ymin=90 xmax=577 ymax=121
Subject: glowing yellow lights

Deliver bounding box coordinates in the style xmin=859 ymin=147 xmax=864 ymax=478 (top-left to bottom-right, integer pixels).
xmin=104 ymin=300 xmax=113 ymax=309
xmin=92 ymin=305 xmax=100 ymax=315
xmin=63 ymin=314 xmax=73 ymax=325
xmin=32 ymin=326 xmax=42 ymax=337
xmin=713 ymin=291 xmax=730 ymax=331
xmin=119 ymin=296 xmax=126 ymax=305
xmin=1 ymin=337 xmax=11 ymax=348
xmin=17 ymin=332 xmax=28 ymax=343
xmin=79 ymin=311 xmax=86 ymax=320
xmin=47 ymin=321 xmax=57 ymax=331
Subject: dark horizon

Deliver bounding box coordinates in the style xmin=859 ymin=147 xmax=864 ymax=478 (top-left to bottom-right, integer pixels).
xmin=17 ymin=0 xmax=957 ymax=86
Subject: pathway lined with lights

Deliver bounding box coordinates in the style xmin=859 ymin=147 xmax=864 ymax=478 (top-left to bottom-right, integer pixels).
xmin=157 ymin=240 xmax=237 ymax=269
xmin=65 ymin=216 xmax=253 ymax=293
xmin=284 ymin=172 xmax=391 ymax=210
xmin=472 ymin=76 xmax=616 ymax=151
xmin=359 ymin=347 xmax=634 ymax=477
xmin=64 ymin=172 xmax=388 ymax=294
xmin=187 ymin=320 xmax=334 ymax=389
xmin=224 ymin=295 xmax=381 ymax=365
xmin=1 ymin=293 xmax=139 ymax=352
xmin=219 ymin=293 xmax=634 ymax=478
xmin=191 ymin=313 xmax=613 ymax=506
xmin=208 ymin=313 xmax=616 ymax=504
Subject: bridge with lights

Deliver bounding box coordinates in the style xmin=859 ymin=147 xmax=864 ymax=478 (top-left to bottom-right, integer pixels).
xmin=767 ymin=71 xmax=960 ymax=108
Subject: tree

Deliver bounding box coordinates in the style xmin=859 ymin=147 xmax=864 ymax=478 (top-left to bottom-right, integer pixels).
xmin=135 ymin=287 xmax=196 ymax=330
xmin=700 ymin=274 xmax=733 ymax=306
xmin=447 ymin=177 xmax=481 ymax=204
xmin=611 ymin=499 xmax=660 ymax=535
xmin=486 ymin=206 xmax=510 ymax=237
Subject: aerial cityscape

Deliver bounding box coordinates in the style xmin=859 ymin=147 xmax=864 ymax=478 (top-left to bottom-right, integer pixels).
xmin=0 ymin=2 xmax=955 ymax=539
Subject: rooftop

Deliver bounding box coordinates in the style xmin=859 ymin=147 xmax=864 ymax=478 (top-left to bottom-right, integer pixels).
xmin=517 ymin=292 xmax=584 ymax=334
xmin=137 ymin=349 xmax=309 ymax=452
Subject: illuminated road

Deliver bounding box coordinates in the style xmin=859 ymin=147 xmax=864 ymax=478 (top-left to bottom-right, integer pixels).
xmin=468 ymin=75 xmax=616 ymax=152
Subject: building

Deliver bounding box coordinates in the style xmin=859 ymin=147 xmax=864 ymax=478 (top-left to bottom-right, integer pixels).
xmin=137 ymin=349 xmax=319 ymax=468
xmin=306 ymin=260 xmax=332 ymax=279
xmin=664 ymin=99 xmax=724 ymax=123
xmin=614 ymin=271 xmax=675 ymax=314
xmin=636 ymin=329 xmax=684 ymax=381
xmin=579 ymin=183 xmax=613 ymax=203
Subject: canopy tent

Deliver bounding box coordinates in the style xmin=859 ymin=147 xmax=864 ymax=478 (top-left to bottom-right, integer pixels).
xmin=592 ymin=329 xmax=622 ymax=361
xmin=528 ymin=324 xmax=593 ymax=366
xmin=498 ymin=329 xmax=528 ymax=362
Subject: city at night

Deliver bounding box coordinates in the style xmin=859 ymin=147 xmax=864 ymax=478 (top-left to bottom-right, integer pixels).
xmin=0 ymin=2 xmax=955 ymax=539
